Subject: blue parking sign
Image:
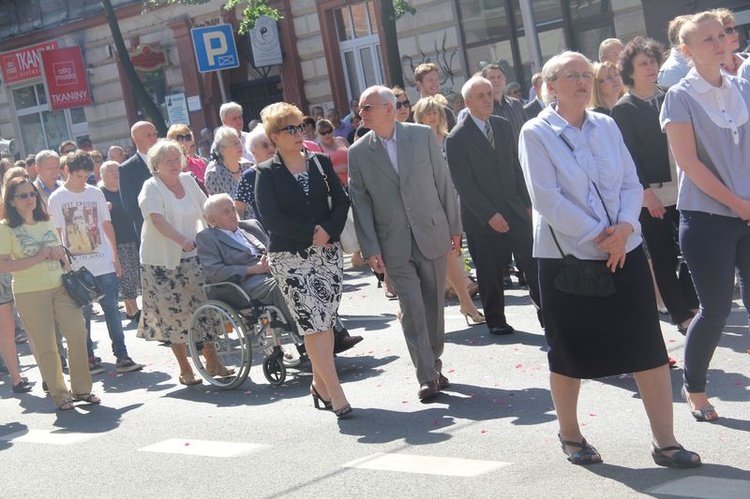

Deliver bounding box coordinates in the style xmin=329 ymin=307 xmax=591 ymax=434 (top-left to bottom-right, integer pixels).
xmin=191 ymin=24 xmax=240 ymax=73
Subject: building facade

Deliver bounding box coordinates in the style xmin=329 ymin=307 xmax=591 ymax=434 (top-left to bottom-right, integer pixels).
xmin=0 ymin=1 xmax=745 ymax=159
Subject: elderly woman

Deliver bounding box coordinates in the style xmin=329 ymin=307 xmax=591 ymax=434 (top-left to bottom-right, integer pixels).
xmin=412 ymin=97 xmax=484 ymax=326
xmin=99 ymin=161 xmax=141 ymax=322
xmin=137 ymin=139 xmax=226 ymax=385
xmin=612 ymin=37 xmax=697 ymax=335
xmin=714 ymin=8 xmax=745 ymax=75
xmin=315 ymin=119 xmax=349 ymax=187
xmin=519 ymin=51 xmax=700 ymax=468
xmin=166 ymin=124 xmax=207 ymax=189
xmin=255 ymin=102 xmax=352 ymax=418
xmin=235 ymin=125 xmax=275 ymax=222
xmin=588 ymin=61 xmax=623 ymax=115
xmin=661 ymin=12 xmax=750 ymax=422
xmin=205 ymin=126 xmax=252 ymax=218
xmin=0 ymin=177 xmax=96 ymax=409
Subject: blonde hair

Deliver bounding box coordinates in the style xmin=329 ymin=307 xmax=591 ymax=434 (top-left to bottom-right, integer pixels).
xmin=679 ymin=11 xmax=722 ymax=45
xmin=166 ymin=123 xmax=192 ymax=140
xmin=412 ymin=97 xmax=447 ymax=137
xmin=710 ymin=8 xmax=735 ymax=26
xmin=146 ymin=139 xmax=185 ymax=174
xmin=589 ymin=61 xmax=622 ymax=110
xmin=541 ymin=51 xmax=595 ymax=105
xmin=260 ymin=102 xmax=304 ymax=146
xmin=99 ymin=160 xmax=119 ymax=179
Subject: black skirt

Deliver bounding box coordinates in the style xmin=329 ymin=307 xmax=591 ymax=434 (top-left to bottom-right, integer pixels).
xmin=538 ymin=245 xmax=668 ymax=379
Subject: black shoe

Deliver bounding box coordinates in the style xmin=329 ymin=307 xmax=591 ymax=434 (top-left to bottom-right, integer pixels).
xmin=438 ymin=373 xmax=450 ymax=390
xmin=333 ymin=335 xmax=363 ymax=354
xmin=502 ymin=276 xmax=513 ymax=289
xmin=489 ymin=324 xmax=515 ymax=335
xmin=126 ymin=310 xmax=141 ymax=322
xmin=12 ymin=380 xmax=33 ymax=393
xmin=418 ymin=380 xmax=440 ymax=402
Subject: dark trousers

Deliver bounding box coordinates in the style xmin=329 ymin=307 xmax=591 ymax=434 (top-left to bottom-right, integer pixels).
xmin=680 ymin=211 xmax=750 ymax=392
xmin=640 ymin=206 xmax=697 ymax=325
xmin=466 ymin=215 xmax=540 ymax=328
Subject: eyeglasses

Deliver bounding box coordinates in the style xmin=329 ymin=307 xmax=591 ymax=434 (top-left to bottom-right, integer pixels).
xmin=14 ymin=191 xmax=38 ymax=200
xmin=60 ymin=149 xmax=76 ymax=155
xmin=558 ymin=71 xmax=594 ymax=82
xmin=396 ymin=100 xmax=411 ymax=109
xmin=318 ymin=130 xmax=332 ymax=136
xmin=359 ymin=103 xmax=384 ymax=113
xmin=174 ymin=134 xmax=193 ymax=142
xmin=724 ymin=26 xmax=737 ymax=35
xmin=599 ymin=75 xmax=621 ymax=83
xmin=278 ymin=124 xmax=305 ymax=135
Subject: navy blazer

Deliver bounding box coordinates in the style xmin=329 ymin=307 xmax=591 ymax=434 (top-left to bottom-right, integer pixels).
xmin=445 ymin=114 xmax=531 ymax=234
xmin=255 ymin=152 xmax=350 ymax=253
xmin=118 ymin=152 xmax=152 ymax=240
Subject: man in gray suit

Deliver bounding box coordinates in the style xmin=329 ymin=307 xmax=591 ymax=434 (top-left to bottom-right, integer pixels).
xmin=349 ymin=85 xmax=462 ymax=402
xmin=196 ymin=194 xmax=362 ymax=354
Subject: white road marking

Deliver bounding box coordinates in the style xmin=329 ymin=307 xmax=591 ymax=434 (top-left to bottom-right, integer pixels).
xmin=648 ymin=477 xmax=750 ymax=499
xmin=342 ymin=452 xmax=510 ymax=477
xmin=138 ymin=438 xmax=269 ymax=457
xmin=0 ymin=429 xmax=98 ymax=445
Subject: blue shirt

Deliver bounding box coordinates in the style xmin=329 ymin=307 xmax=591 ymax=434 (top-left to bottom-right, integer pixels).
xmin=519 ymin=104 xmax=643 ymax=259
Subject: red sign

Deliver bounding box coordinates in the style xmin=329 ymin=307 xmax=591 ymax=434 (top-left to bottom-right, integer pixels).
xmin=130 ymin=44 xmax=167 ymax=72
xmin=0 ymin=41 xmax=59 ymax=83
xmin=41 ymin=47 xmax=92 ymax=110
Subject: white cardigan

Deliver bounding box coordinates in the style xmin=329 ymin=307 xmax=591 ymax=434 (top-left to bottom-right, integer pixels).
xmin=138 ymin=172 xmax=208 ymax=269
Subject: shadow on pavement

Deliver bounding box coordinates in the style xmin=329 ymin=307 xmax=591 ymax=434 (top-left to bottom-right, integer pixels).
xmin=0 ymin=422 xmax=28 ymax=451
xmin=52 ymin=403 xmax=142 ymax=433
xmin=97 ymin=369 xmax=174 ymax=394
xmin=445 ymin=326 xmax=547 ymax=350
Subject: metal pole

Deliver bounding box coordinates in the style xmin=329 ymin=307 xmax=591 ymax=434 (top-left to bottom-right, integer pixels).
xmin=519 ymin=0 xmax=542 ymax=72
xmin=218 ymin=70 xmax=228 ymax=103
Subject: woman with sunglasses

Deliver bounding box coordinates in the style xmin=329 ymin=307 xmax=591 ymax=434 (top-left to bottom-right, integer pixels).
xmin=167 ymin=124 xmax=207 ymax=191
xmin=393 ymin=86 xmax=413 ymax=123
xmin=713 ymin=8 xmax=745 ymax=76
xmin=255 ymin=102 xmax=352 ymax=419
xmin=589 ymin=61 xmax=624 ymax=115
xmin=315 ymin=119 xmax=349 ymax=188
xmin=206 ymin=126 xmax=253 ymax=218
xmin=0 ymin=177 xmax=97 ymax=410
xmin=661 ymin=11 xmax=750 ymax=423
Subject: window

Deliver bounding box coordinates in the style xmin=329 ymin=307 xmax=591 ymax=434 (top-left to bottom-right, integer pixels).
xmin=335 ymin=1 xmax=384 ymax=101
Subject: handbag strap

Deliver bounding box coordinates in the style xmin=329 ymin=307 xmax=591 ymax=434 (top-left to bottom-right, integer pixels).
xmin=58 ymin=246 xmax=77 ymax=270
xmin=310 ymin=154 xmax=331 ymax=195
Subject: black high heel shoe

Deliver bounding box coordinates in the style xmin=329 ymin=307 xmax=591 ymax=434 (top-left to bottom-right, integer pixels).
xmin=333 ymin=404 xmax=353 ymax=419
xmin=310 ymin=385 xmax=332 ymax=411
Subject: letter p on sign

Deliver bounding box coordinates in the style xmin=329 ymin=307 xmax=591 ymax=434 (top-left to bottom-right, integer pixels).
xmin=191 ymin=24 xmax=240 ymax=73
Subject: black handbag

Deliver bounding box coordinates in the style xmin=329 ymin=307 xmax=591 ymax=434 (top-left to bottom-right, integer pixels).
xmin=542 ymin=119 xmax=616 ymax=298
xmin=60 ymin=247 xmax=104 ymax=308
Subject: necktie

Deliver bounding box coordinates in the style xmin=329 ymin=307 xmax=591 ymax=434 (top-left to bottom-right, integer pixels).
xmin=484 ymin=121 xmax=495 ymax=149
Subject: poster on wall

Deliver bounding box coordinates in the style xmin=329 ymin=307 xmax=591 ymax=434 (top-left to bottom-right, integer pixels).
xmin=250 ymin=15 xmax=282 ymax=67
xmin=166 ymin=93 xmax=190 ymax=126
xmin=40 ymin=46 xmax=92 ymax=110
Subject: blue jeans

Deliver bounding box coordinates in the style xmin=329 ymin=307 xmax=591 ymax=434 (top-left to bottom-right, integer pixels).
xmin=84 ymin=272 xmax=128 ymax=360
xmin=680 ymin=211 xmax=750 ymax=392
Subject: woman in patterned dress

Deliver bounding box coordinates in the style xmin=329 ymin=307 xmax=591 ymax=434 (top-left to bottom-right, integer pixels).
xmin=255 ymin=103 xmax=353 ymax=418
xmin=205 ymin=126 xmax=252 ymax=218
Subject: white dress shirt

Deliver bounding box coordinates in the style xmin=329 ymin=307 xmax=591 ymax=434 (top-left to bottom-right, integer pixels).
xmin=519 ymin=104 xmax=643 ymax=260
xmin=377 ymin=125 xmax=399 ymax=173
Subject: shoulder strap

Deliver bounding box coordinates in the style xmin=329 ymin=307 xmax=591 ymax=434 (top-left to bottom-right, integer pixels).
xmin=310 ymin=154 xmax=331 ymax=194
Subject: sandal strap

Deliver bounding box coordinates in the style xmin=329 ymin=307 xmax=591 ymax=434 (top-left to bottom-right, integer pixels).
xmin=655 ymin=445 xmax=684 ymax=453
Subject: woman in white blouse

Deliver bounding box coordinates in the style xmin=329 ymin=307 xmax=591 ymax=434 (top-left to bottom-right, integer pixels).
xmin=137 ymin=140 xmax=228 ymax=385
xmin=519 ymin=51 xmax=700 ymax=468
xmin=661 ymin=12 xmax=750 ymax=423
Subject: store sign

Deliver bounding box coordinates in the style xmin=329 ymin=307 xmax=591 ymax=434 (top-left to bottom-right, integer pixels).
xmin=249 ymin=16 xmax=282 ymax=67
xmin=0 ymin=41 xmax=59 ymax=84
xmin=166 ymin=92 xmax=189 ymax=126
xmin=41 ymin=47 xmax=92 ymax=110
xmin=130 ymin=44 xmax=167 ymax=72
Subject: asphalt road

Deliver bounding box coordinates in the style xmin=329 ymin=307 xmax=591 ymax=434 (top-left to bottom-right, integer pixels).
xmin=1 ymin=259 xmax=749 ymax=498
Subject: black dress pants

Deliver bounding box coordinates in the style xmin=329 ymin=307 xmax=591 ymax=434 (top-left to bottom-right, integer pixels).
xmin=466 ymin=215 xmax=540 ymax=328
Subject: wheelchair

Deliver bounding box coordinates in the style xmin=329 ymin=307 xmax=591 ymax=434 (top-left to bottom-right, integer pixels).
xmin=187 ymin=282 xmax=304 ymax=389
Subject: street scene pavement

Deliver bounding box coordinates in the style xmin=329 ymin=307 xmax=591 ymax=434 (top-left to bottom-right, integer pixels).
xmin=1 ymin=258 xmax=748 ymax=498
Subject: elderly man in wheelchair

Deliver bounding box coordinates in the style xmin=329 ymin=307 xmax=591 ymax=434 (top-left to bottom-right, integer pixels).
xmin=190 ymin=193 xmax=362 ymax=388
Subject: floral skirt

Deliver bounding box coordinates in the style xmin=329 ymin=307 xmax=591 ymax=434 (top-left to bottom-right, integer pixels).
xmin=269 ymin=244 xmax=343 ymax=335
xmin=137 ymin=257 xmax=206 ymax=344
xmin=117 ymin=242 xmax=141 ymax=300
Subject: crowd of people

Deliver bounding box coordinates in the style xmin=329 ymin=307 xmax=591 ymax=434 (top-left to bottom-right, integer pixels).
xmin=2 ymin=7 xmax=749 ymax=470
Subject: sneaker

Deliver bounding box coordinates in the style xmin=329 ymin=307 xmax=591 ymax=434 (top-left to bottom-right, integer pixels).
xmin=115 ymin=356 xmax=144 ymax=374
xmin=89 ymin=362 xmax=105 ymax=375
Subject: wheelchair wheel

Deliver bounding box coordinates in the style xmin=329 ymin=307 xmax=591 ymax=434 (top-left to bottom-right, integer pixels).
xmin=262 ymin=349 xmax=286 ymax=386
xmin=188 ymin=300 xmax=251 ymax=389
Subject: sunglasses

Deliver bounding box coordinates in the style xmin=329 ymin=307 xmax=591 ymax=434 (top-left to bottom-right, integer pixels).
xmin=14 ymin=191 xmax=38 ymax=200
xmin=396 ymin=100 xmax=411 ymax=109
xmin=599 ymin=75 xmax=621 ymax=83
xmin=318 ymin=130 xmax=333 ymax=136
xmin=174 ymin=134 xmax=193 ymax=142
xmin=724 ymin=26 xmax=737 ymax=35
xmin=278 ymin=124 xmax=306 ymax=135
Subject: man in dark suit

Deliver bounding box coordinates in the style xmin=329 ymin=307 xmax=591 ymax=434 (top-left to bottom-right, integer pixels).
xmin=349 ymin=85 xmax=462 ymax=402
xmin=445 ymin=76 xmax=540 ymax=336
xmin=118 ymin=121 xmax=157 ymax=240
xmin=196 ymin=194 xmax=362 ymax=354
xmin=524 ymin=73 xmax=545 ymax=120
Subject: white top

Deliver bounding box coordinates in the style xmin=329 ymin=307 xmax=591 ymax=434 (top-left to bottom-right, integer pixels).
xmin=377 ymin=125 xmax=399 ymax=173
xmin=48 ymin=185 xmax=115 ymax=276
xmin=740 ymin=57 xmax=750 ymax=82
xmin=660 ymin=69 xmax=750 ymax=217
xmin=138 ymin=172 xmax=207 ymax=269
xmin=657 ymin=48 xmax=691 ymax=89
xmin=518 ymin=104 xmax=643 ymax=260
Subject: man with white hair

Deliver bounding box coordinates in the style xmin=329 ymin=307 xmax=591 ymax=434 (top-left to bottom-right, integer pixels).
xmin=446 ymin=76 xmax=540 ymax=337
xmin=107 ymin=145 xmax=126 ymax=163
xmin=349 ymin=85 xmax=461 ymax=402
xmin=119 ymin=121 xmax=158 ymax=239
xmin=219 ymin=102 xmax=255 ymax=163
xmin=196 ymin=194 xmax=363 ymax=354
xmin=33 ymin=150 xmax=63 ymax=206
